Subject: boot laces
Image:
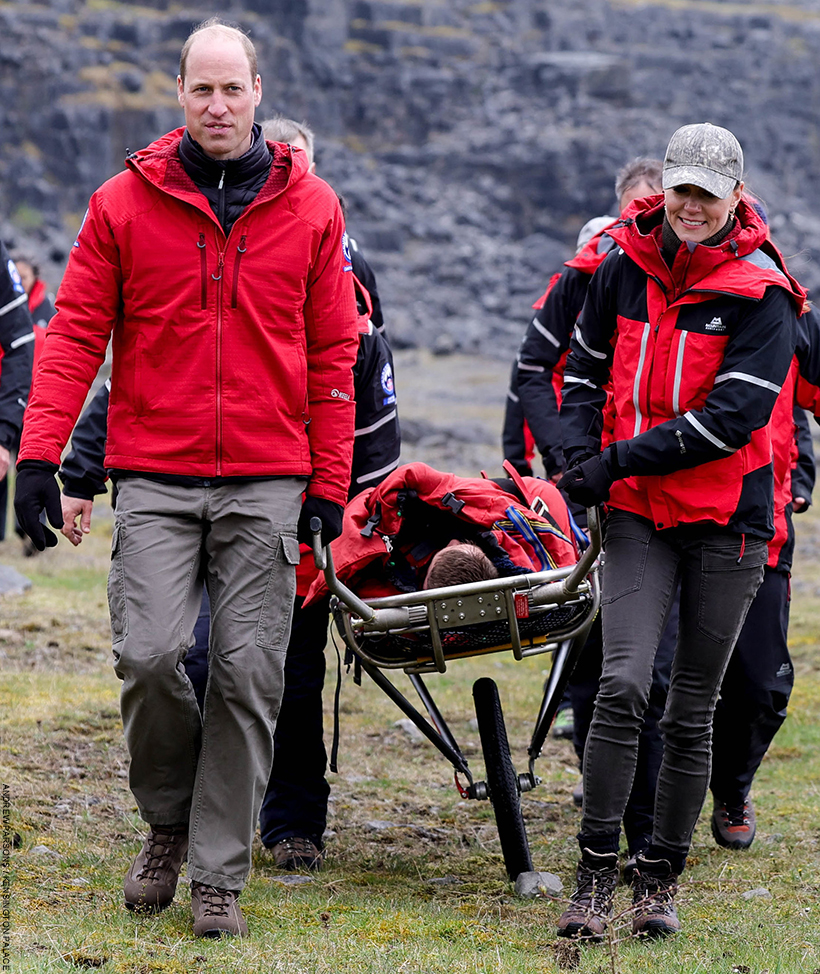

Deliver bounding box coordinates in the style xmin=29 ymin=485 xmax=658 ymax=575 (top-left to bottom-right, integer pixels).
xmin=139 ymin=830 xmax=184 ymax=881
xmin=196 ymin=884 xmax=233 ymax=918
xmin=633 ymin=871 xmax=677 ymax=915
xmin=571 ymin=859 xmax=616 ymax=913
xmin=721 ymin=800 xmax=750 ymax=828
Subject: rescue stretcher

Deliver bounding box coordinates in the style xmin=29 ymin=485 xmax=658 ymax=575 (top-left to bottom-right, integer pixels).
xmin=310 ymin=506 xmax=601 ymax=881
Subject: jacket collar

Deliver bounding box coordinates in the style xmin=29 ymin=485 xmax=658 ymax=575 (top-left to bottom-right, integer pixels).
xmin=124 ymin=126 xmax=309 ymax=223
xmin=176 ymin=123 xmax=270 ymax=189
xmin=607 ymin=195 xmax=806 ymax=310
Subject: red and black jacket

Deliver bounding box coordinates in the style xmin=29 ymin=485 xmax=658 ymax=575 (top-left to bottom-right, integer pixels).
xmin=0 ymin=240 xmax=34 ymax=449
xmin=515 ymin=228 xmax=618 ymax=477
xmin=561 ymin=196 xmax=806 ymax=540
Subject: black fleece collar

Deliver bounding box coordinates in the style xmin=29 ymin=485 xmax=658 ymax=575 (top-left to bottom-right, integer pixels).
xmin=177 ymin=123 xmax=270 ymax=189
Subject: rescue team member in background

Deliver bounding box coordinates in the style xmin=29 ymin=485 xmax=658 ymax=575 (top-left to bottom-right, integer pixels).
xmin=0 ymin=253 xmax=54 ymax=546
xmin=0 ymin=242 xmax=34 ymax=539
xmin=59 ymin=114 xmax=401 ymax=877
xmin=556 ymin=122 xmax=804 ymax=939
xmin=14 ymin=19 xmax=359 ymax=939
xmin=13 ymin=255 xmax=56 ymax=329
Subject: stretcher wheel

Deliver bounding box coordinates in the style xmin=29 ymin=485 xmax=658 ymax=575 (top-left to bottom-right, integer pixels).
xmin=472 ymin=677 xmax=533 ymax=881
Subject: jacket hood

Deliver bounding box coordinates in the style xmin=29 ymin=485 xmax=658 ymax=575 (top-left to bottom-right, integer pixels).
xmin=565 ymin=220 xmax=619 ymax=275
xmin=124 ymin=126 xmax=310 ymax=212
xmin=607 ymin=195 xmax=806 ymax=312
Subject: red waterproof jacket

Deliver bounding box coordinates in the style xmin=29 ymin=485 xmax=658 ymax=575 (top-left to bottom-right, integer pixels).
xmin=306 ymin=462 xmax=577 ymax=604
xmin=19 ymin=128 xmax=359 ymax=505
xmin=561 ymin=196 xmax=806 ymax=539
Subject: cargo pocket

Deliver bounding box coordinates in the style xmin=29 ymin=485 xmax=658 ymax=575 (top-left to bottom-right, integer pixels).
xmin=601 ymin=512 xmax=653 ymax=605
xmin=107 ymin=522 xmax=128 ymax=640
xmin=256 ymin=533 xmax=301 ymax=651
xmin=697 ymin=539 xmax=767 ymax=643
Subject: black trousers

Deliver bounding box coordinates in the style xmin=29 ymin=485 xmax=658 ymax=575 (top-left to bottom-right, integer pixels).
xmin=710 ymin=565 xmax=793 ymax=806
xmin=185 ymin=592 xmax=332 ymax=850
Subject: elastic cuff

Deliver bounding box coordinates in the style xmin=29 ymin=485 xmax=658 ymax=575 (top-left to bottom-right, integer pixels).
xmin=60 ymin=479 xmax=105 ymax=501
xmin=17 ymin=459 xmax=59 ymax=473
xmin=577 ymin=830 xmax=620 ymax=856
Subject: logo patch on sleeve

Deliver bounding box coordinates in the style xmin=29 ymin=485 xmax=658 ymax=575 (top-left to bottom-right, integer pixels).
xmin=7 ymin=259 xmax=24 ymax=294
xmin=342 ymin=232 xmax=352 ymax=267
xmin=381 ymin=362 xmax=396 ymax=405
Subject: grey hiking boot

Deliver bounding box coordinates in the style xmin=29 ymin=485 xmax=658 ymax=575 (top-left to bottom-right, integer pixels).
xmin=711 ymin=796 xmax=756 ymax=850
xmin=270 ymin=836 xmax=323 ymax=871
xmin=630 ymin=855 xmax=681 ymax=938
xmin=124 ymin=825 xmax=188 ymax=914
xmin=557 ymin=848 xmax=619 ymax=940
xmin=191 ymin=882 xmax=248 ymax=938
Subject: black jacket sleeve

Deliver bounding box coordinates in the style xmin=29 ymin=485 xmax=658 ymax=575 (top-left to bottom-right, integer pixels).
xmin=792 ymin=404 xmax=815 ymax=506
xmin=59 ymin=381 xmax=110 ymax=498
xmin=516 ymin=266 xmax=591 ymax=477
xmin=349 ymin=325 xmax=400 ymax=497
xmin=349 ymin=238 xmax=384 ymax=334
xmin=0 ymin=241 xmax=34 ymax=449
xmin=562 ymin=251 xmax=798 ymax=478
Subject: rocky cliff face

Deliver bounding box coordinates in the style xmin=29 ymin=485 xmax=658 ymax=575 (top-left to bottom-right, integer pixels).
xmin=3 ymin=0 xmax=820 ymax=355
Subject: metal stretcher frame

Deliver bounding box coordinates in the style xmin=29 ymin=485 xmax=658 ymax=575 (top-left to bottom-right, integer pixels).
xmin=310 ymin=507 xmax=602 ymax=880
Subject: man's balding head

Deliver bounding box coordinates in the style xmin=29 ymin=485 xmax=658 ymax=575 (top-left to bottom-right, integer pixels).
xmin=180 ymin=18 xmax=257 ymax=84
xmin=177 ymin=18 xmax=262 ymax=161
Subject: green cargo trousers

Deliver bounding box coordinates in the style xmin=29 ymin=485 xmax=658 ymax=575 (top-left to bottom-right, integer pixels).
xmin=109 ymin=476 xmax=305 ymax=890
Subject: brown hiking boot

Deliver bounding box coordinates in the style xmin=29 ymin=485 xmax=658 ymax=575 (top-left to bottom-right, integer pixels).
xmin=191 ymin=882 xmax=248 ymax=938
xmin=270 ymin=836 xmax=323 ymax=871
xmin=124 ymin=825 xmax=188 ymax=914
xmin=630 ymin=855 xmax=681 ymax=938
xmin=557 ymin=848 xmax=619 ymax=940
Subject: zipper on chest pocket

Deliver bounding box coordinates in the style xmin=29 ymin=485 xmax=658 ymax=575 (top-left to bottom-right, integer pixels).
xmin=197 ymin=233 xmax=207 ymax=309
xmin=231 ymin=235 xmax=247 ymax=309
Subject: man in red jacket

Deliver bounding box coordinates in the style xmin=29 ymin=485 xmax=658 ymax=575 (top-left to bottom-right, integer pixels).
xmin=14 ymin=18 xmax=359 ymax=939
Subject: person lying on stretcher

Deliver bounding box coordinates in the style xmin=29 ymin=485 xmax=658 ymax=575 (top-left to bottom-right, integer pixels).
xmin=306 ymin=461 xmax=579 ymax=605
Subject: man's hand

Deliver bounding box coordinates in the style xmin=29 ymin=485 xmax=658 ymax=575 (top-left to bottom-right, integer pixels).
xmin=297 ymin=495 xmax=345 ymax=547
xmin=61 ymin=495 xmax=94 ymax=546
xmin=793 ymin=496 xmax=809 ymax=514
xmin=0 ymin=445 xmax=10 ymax=482
xmin=14 ymin=461 xmax=63 ymax=550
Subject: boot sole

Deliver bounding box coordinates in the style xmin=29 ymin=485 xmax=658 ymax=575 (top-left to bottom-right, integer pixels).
xmin=634 ymin=918 xmax=679 ymax=938
xmin=557 ymin=922 xmax=605 ymax=942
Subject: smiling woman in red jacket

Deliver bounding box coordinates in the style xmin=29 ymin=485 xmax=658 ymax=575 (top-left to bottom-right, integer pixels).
xmin=555 ymin=123 xmax=805 ymax=941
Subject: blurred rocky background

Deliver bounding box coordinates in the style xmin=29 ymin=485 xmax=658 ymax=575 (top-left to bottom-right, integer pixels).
xmin=2 ymin=0 xmax=820 ymax=362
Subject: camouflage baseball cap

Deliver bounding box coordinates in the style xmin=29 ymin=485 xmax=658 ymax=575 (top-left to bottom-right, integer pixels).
xmin=662 ymin=122 xmax=743 ymax=199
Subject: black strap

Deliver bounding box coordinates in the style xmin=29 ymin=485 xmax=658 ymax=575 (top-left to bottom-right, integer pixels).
xmin=329 ymin=630 xmax=344 ymax=774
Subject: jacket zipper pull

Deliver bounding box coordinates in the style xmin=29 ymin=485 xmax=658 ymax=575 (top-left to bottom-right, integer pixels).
xmin=212 ymin=252 xmax=224 ymax=282
xmin=737 ymin=533 xmax=746 ymax=564
xmin=218 ymin=169 xmax=225 ymax=191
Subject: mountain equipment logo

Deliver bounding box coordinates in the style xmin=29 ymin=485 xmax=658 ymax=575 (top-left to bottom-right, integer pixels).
xmin=705 ymin=316 xmax=726 ymax=333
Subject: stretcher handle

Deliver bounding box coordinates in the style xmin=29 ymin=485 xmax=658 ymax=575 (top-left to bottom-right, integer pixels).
xmin=310 ymin=516 xmax=376 ymax=623
xmin=562 ymin=506 xmax=601 ymax=595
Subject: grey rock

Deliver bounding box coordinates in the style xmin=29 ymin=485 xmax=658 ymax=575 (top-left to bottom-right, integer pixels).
xmin=29 ymin=845 xmax=62 ymax=858
xmin=742 ymin=887 xmax=772 ymax=899
xmin=762 ymin=833 xmax=784 ymax=844
xmin=426 ymin=875 xmax=462 ymax=886
xmin=515 ymin=870 xmax=563 ymax=899
xmin=394 ymin=718 xmax=425 ymax=743
xmin=270 ymin=874 xmax=313 ymax=886
xmin=0 ymin=566 xmax=32 ymax=597
xmin=364 ymin=820 xmax=401 ymax=831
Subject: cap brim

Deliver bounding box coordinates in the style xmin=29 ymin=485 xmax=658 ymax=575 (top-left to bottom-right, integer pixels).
xmin=662 ymin=165 xmax=737 ymax=199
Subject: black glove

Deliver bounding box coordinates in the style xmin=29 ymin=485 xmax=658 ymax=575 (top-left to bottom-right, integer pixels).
xmin=297 ymin=495 xmax=345 ymax=548
xmin=557 ymin=448 xmax=616 ymax=508
xmin=15 ymin=460 xmax=63 ymax=551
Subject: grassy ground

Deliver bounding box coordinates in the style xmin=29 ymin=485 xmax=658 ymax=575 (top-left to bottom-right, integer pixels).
xmin=2 ymin=382 xmax=820 ymax=971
